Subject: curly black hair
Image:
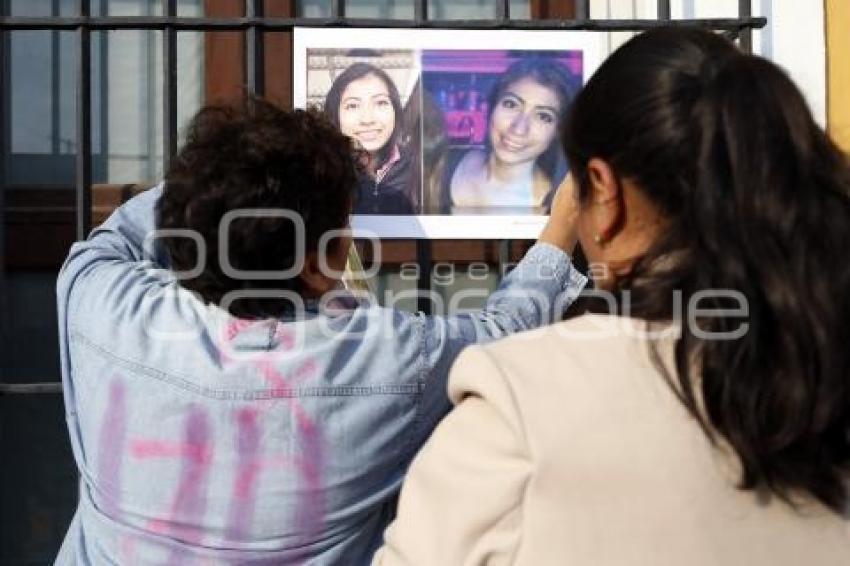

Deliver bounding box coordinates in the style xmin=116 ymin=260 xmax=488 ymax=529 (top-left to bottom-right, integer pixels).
xmin=157 ymin=97 xmax=357 ymax=318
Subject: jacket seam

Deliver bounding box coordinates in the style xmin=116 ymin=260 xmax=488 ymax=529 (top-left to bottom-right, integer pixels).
xmin=69 ymin=328 xmax=419 ymax=400
xmin=404 ymin=313 xmax=428 ymax=460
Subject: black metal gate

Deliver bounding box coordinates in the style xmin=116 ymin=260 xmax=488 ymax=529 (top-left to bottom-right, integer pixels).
xmin=0 ymin=2 xmax=765 ymax=562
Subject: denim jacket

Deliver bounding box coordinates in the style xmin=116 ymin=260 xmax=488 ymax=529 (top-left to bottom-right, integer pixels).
xmin=55 ymin=185 xmax=585 ymax=565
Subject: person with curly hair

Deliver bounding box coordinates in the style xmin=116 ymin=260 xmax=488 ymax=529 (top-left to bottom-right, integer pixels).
xmin=54 ymin=97 xmax=585 ymax=564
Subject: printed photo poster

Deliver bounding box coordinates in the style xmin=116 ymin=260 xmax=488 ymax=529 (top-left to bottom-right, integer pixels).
xmin=294 ymin=28 xmax=606 ymax=238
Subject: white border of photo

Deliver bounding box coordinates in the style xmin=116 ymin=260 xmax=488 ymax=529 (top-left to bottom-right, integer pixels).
xmin=293 ymin=28 xmax=607 ymax=239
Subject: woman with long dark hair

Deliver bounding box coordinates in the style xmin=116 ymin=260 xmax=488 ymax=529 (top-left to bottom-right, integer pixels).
xmin=374 ymin=27 xmax=850 ymax=565
xmin=441 ymin=57 xmax=576 ymax=213
xmin=325 ymin=62 xmax=415 ymax=214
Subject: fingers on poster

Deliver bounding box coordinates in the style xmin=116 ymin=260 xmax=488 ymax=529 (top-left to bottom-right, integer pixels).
xmin=293 ymin=28 xmax=605 ymax=238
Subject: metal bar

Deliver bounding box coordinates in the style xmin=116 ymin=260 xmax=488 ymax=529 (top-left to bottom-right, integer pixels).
xmin=246 ymin=0 xmax=264 ymax=96
xmin=738 ymin=0 xmax=753 ymax=53
xmin=657 ymin=0 xmax=671 ymax=20
xmin=0 ymin=16 xmax=768 ymax=32
xmin=98 ymin=0 xmax=108 ymax=182
xmin=497 ymin=0 xmax=510 ymax=22
xmin=332 ymin=0 xmax=346 ymax=20
xmin=413 ymin=0 xmax=427 ymax=22
xmin=289 ymin=10 xmax=295 ymax=108
xmin=75 ymin=0 xmax=92 ymax=240
xmin=0 ymin=382 xmax=64 ymax=394
xmin=416 ymin=240 xmax=432 ymax=315
xmin=575 ymin=0 xmax=590 ymax=20
xmin=51 ymin=0 xmax=60 ymax=155
xmin=145 ymin=3 xmax=156 ymax=179
xmin=0 ymin=0 xmax=7 ymax=375
xmin=498 ymin=239 xmax=511 ymax=283
xmin=163 ymin=0 xmax=177 ymax=172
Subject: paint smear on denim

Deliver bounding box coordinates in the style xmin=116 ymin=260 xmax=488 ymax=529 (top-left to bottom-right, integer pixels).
xmin=97 ymin=378 xmax=126 ymax=517
xmin=122 ymin=318 xmax=325 ymax=561
xmin=224 ymin=406 xmax=262 ymax=541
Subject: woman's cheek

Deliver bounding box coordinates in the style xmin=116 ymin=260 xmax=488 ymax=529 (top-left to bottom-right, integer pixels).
xmin=338 ymin=110 xmax=358 ymax=138
xmin=379 ymin=107 xmax=395 ymax=131
xmin=490 ymin=108 xmax=513 ymax=132
xmin=536 ymin=122 xmax=557 ymax=147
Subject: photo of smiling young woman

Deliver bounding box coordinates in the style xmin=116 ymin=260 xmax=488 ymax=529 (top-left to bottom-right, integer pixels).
xmin=452 ymin=73 xmax=562 ymax=207
xmin=323 ymin=61 xmax=419 ymax=215
xmin=338 ymin=73 xmax=396 ymax=154
xmin=302 ymin=46 xmax=584 ymax=222
xmin=422 ymin=54 xmax=580 ymax=214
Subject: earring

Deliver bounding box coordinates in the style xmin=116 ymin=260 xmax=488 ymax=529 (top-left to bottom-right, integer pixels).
xmin=593 ymin=233 xmax=603 ymax=244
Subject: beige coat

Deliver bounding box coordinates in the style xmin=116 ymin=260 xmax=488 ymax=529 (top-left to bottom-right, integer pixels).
xmin=374 ymin=315 xmax=850 ymax=565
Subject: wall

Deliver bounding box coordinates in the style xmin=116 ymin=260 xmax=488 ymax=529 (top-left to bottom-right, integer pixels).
xmin=589 ymin=0 xmax=828 ymax=127
xmin=826 ymin=0 xmax=850 ymax=151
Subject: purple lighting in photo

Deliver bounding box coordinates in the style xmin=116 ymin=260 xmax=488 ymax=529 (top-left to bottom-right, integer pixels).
xmin=422 ymin=50 xmax=583 ymax=145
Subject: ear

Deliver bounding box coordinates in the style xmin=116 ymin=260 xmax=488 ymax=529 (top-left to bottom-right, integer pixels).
xmin=586 ymin=157 xmax=624 ymax=243
xmin=299 ymin=252 xmax=333 ymax=299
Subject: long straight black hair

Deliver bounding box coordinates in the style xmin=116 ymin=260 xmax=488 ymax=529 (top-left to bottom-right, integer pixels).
xmin=564 ymin=27 xmax=850 ymax=513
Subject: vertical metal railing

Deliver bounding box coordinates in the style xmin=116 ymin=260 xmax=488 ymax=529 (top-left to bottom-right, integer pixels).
xmin=414 ymin=0 xmax=427 ymax=23
xmin=51 ymin=0 xmax=61 ymax=156
xmin=0 ymin=0 xmax=7 ymax=378
xmin=163 ymin=0 xmax=177 ymax=173
xmin=739 ymin=0 xmax=753 ymax=52
xmin=498 ymin=240 xmax=511 ymax=274
xmin=247 ymin=0 xmax=265 ymax=96
xmin=414 ymin=1 xmax=433 ymax=313
xmin=75 ymin=0 xmax=92 ymax=240
xmin=99 ymin=0 xmax=110 ymax=182
xmin=416 ymin=239 xmax=433 ymax=314
xmin=497 ymin=0 xmax=511 ymax=21
xmin=658 ymin=0 xmax=672 ymax=20
xmin=575 ymin=0 xmax=590 ymax=21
